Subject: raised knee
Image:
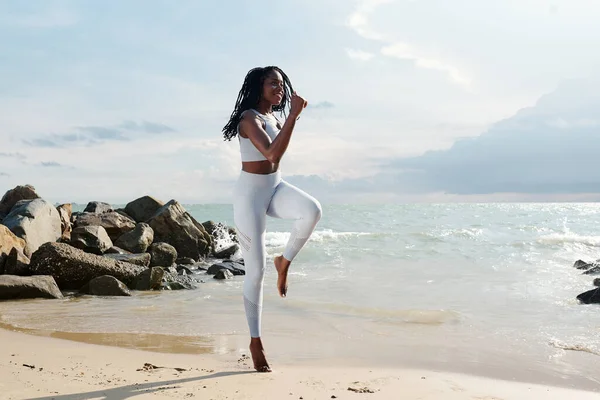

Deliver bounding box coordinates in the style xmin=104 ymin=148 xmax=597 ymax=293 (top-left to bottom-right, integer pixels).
xmin=310 ymin=200 xmax=322 ymax=223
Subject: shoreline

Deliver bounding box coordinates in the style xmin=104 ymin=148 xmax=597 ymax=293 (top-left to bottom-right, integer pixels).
xmin=2 ymin=327 xmax=600 ymax=400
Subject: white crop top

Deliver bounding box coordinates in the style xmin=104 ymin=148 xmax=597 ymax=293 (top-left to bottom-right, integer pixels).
xmin=238 ymin=109 xmax=280 ymax=162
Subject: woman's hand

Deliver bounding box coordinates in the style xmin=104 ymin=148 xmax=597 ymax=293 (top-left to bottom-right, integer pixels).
xmin=290 ymin=91 xmax=308 ymax=118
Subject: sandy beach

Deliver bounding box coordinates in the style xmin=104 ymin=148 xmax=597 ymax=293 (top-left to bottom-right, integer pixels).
xmin=0 ymin=327 xmax=598 ymax=400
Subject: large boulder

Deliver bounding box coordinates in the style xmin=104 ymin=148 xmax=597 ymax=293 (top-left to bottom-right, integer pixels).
xmin=2 ymin=198 xmax=61 ymax=256
xmin=29 ymin=242 xmax=146 ymax=290
xmin=70 ymin=225 xmax=113 ymax=255
xmin=74 ymin=211 xmax=135 ymax=241
xmin=114 ymin=223 xmax=154 ymax=253
xmin=0 ymin=225 xmax=28 ymax=274
xmin=207 ymin=260 xmax=245 ymax=276
xmin=202 ymin=220 xmax=238 ymax=257
xmin=0 ymin=275 xmax=63 ymax=300
xmin=56 ymin=203 xmax=72 ymax=241
xmin=0 ymin=185 xmax=39 ymax=219
xmin=147 ymin=200 xmax=211 ymax=260
xmin=79 ymin=275 xmax=131 ymax=297
xmin=149 ymin=242 xmax=177 ymax=267
xmin=124 ymin=196 xmax=164 ymax=223
xmin=84 ymin=201 xmax=113 ymax=214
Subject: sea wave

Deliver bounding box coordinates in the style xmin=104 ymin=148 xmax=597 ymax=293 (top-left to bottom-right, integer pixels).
xmin=537 ymin=232 xmax=600 ymax=247
xmin=265 ymin=229 xmax=375 ymax=247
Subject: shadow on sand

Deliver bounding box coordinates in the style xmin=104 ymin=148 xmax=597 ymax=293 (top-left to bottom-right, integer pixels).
xmin=24 ymin=370 xmax=254 ymax=400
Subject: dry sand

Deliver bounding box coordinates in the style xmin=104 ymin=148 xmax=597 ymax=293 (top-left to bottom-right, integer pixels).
xmin=1 ymin=327 xmax=598 ymax=400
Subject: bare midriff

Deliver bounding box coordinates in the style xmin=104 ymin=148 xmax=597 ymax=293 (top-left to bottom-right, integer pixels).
xmin=242 ymin=160 xmax=279 ymax=175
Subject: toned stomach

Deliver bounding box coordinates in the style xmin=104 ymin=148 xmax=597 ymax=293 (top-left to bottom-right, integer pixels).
xmin=242 ymin=160 xmax=279 ymax=175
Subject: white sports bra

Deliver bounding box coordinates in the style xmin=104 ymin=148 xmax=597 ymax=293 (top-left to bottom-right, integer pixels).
xmin=238 ymin=109 xmax=281 ymax=162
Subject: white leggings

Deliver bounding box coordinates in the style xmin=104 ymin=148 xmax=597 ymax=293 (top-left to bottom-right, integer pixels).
xmin=233 ymin=170 xmax=322 ymax=338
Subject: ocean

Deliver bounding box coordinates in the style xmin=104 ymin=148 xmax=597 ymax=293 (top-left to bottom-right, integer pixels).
xmin=1 ymin=203 xmax=600 ymax=389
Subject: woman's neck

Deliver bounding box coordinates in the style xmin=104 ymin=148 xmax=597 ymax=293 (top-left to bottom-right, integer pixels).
xmin=255 ymin=101 xmax=272 ymax=115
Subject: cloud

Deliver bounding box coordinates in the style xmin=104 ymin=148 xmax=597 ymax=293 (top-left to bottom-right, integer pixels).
xmin=0 ymin=152 xmax=26 ymax=160
xmin=40 ymin=161 xmax=63 ymax=167
xmin=381 ymin=43 xmax=471 ymax=86
xmin=24 ymin=120 xmax=177 ymax=148
xmin=381 ymin=78 xmax=600 ymax=195
xmin=308 ymin=101 xmax=335 ymax=109
xmin=345 ymin=48 xmax=374 ymax=61
xmin=345 ymin=0 xmax=471 ymax=86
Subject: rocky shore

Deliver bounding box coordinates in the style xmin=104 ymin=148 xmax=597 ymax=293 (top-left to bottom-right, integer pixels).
xmin=0 ymin=184 xmax=244 ymax=300
xmin=572 ymin=258 xmax=600 ymax=304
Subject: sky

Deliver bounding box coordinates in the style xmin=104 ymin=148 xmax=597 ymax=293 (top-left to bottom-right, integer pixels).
xmin=1 ymin=0 xmax=599 ymax=204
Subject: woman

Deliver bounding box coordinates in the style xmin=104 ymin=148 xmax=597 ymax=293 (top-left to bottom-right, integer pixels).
xmin=222 ymin=66 xmax=322 ymax=372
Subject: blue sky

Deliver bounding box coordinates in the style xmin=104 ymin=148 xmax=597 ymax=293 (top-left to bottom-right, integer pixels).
xmin=1 ymin=0 xmax=599 ymax=204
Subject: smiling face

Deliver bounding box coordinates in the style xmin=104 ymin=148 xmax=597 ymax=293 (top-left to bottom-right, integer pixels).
xmin=262 ymin=69 xmax=285 ymax=106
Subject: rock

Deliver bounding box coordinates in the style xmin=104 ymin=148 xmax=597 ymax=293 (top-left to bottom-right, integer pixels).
xmin=0 ymin=185 xmax=40 ymax=219
xmin=74 ymin=211 xmax=136 ymax=241
xmin=161 ymin=268 xmax=198 ymax=290
xmin=594 ymin=278 xmax=600 ymax=287
xmin=3 ymin=247 xmax=31 ymax=276
xmin=147 ymin=200 xmax=211 ymax=260
xmin=29 ymin=242 xmax=146 ymax=290
xmin=80 ymin=275 xmax=131 ymax=296
xmin=573 ymin=260 xmax=591 ymax=270
xmin=577 ymin=288 xmax=600 ymax=304
xmin=114 ymin=223 xmax=154 ymax=253
xmin=583 ymin=265 xmax=600 ymax=275
xmin=56 ymin=203 xmax=72 ymax=241
xmin=176 ymin=257 xmax=195 ymax=265
xmin=202 ymin=221 xmax=238 ymax=254
xmin=149 ymin=242 xmax=177 ymax=267
xmin=70 ymin=226 xmax=113 ymax=255
xmin=176 ymin=265 xmax=193 ymax=275
xmin=103 ymin=253 xmax=151 ymax=267
xmin=207 ymin=260 xmax=245 ymax=276
xmin=133 ymin=267 xmax=164 ymax=290
xmin=214 ymin=244 xmax=239 ymax=259
xmin=105 ymin=246 xmax=130 ymax=254
xmin=214 ymin=269 xmax=233 ymax=280
xmin=0 ymin=275 xmax=63 ymax=300
xmin=114 ymin=208 xmax=135 ymax=221
xmin=2 ymin=198 xmax=62 ymax=256
xmin=84 ymin=201 xmax=113 ymax=214
xmin=0 ymin=225 xmax=28 ymax=274
xmin=124 ymin=196 xmax=164 ymax=223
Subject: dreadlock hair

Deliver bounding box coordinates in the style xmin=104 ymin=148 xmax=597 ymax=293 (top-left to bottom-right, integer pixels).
xmin=222 ymin=66 xmax=294 ymax=141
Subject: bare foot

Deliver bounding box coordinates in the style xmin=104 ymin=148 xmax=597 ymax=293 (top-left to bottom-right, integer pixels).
xmin=249 ymin=338 xmax=271 ymax=372
xmin=274 ymin=255 xmax=290 ymax=297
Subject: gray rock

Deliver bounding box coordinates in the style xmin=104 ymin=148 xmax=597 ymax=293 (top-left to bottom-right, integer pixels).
xmin=594 ymin=278 xmax=600 ymax=287
xmin=149 ymin=242 xmax=177 ymax=267
xmin=0 ymin=185 xmax=40 ymax=219
xmin=74 ymin=211 xmax=136 ymax=241
xmin=104 ymin=246 xmax=130 ymax=254
xmin=29 ymin=242 xmax=146 ymax=290
xmin=133 ymin=267 xmax=164 ymax=290
xmin=80 ymin=275 xmax=131 ymax=296
xmin=577 ymin=288 xmax=600 ymax=304
xmin=2 ymin=198 xmax=62 ymax=256
xmin=147 ymin=200 xmax=211 ymax=260
xmin=573 ymin=260 xmax=591 ymax=270
xmin=124 ymin=196 xmax=164 ymax=223
xmin=84 ymin=201 xmax=113 ymax=214
xmin=207 ymin=260 xmax=245 ymax=276
xmin=214 ymin=269 xmax=233 ymax=280
xmin=583 ymin=265 xmax=600 ymax=275
xmin=176 ymin=265 xmax=193 ymax=275
xmin=0 ymin=275 xmax=63 ymax=300
xmin=176 ymin=257 xmax=195 ymax=265
xmin=71 ymin=225 xmax=113 ymax=255
xmin=161 ymin=268 xmax=198 ymax=290
xmin=114 ymin=223 xmax=154 ymax=253
xmin=214 ymin=243 xmax=240 ymax=259
xmin=103 ymin=253 xmax=151 ymax=267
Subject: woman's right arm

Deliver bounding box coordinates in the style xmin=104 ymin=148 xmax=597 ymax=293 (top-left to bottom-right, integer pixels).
xmin=239 ymin=93 xmax=307 ymax=164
